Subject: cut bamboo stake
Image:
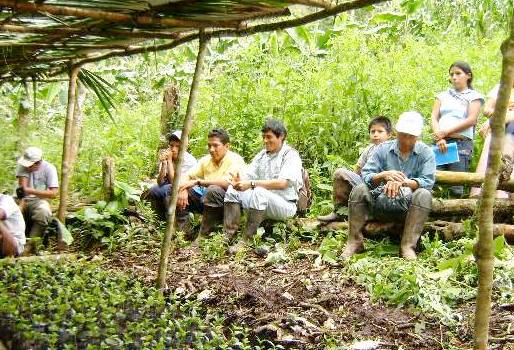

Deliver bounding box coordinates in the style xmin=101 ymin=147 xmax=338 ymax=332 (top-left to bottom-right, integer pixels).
xmin=474 ymin=17 xmax=514 ymax=350
xmin=159 ymin=84 xmax=180 ymax=151
xmin=0 ymin=1 xmax=240 ymax=29
xmin=57 ymin=65 xmax=80 ymax=222
xmin=436 ymin=170 xmax=514 ymax=191
xmin=157 ymin=34 xmax=209 ymax=290
xmin=102 ymin=157 xmax=115 ymax=202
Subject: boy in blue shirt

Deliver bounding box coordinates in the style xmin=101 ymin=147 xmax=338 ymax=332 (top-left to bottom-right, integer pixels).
xmin=318 ymin=116 xmax=392 ymax=223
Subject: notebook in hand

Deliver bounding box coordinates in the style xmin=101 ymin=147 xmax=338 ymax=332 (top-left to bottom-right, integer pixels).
xmin=432 ymin=142 xmax=459 ymax=166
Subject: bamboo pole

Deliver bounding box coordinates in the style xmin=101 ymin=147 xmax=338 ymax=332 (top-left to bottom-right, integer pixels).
xmin=0 ymin=1 xmax=240 ymax=29
xmin=69 ymin=82 xmax=87 ymax=171
xmin=56 ymin=65 xmax=80 ymax=222
xmin=474 ymin=17 xmax=514 ymax=350
xmin=157 ymin=34 xmax=210 ymax=290
xmin=436 ymin=170 xmax=514 ymax=191
xmin=0 ymin=23 xmax=181 ymax=40
xmin=15 ymin=81 xmax=30 ymax=154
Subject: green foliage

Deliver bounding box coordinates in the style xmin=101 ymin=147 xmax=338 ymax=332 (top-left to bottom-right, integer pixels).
xmin=199 ymin=232 xmax=228 ymax=262
xmin=0 ymin=259 xmax=259 ymax=349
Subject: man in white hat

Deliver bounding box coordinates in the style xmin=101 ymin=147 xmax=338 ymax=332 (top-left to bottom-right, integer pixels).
xmin=146 ymin=130 xmax=197 ymax=227
xmin=343 ymin=112 xmax=436 ymax=260
xmin=15 ymin=146 xmax=59 ymax=238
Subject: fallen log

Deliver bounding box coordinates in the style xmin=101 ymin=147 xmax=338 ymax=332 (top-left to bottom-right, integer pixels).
xmin=431 ymin=198 xmax=514 ymax=217
xmin=436 ymin=170 xmax=514 ymax=192
xmin=316 ymin=220 xmax=514 ymax=244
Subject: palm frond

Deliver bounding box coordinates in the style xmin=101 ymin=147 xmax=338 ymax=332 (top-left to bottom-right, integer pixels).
xmin=78 ymin=68 xmax=118 ymax=121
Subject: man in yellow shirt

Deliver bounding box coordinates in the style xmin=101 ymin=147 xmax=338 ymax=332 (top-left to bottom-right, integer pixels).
xmin=178 ymin=129 xmax=245 ymax=237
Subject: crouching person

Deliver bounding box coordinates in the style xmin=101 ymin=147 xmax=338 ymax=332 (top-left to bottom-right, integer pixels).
xmin=15 ymin=147 xmax=58 ymax=238
xmin=224 ymin=119 xmax=303 ymax=254
xmin=178 ymin=129 xmax=245 ymax=239
xmin=0 ymin=194 xmax=26 ymax=257
xmin=146 ymin=130 xmax=197 ymax=222
xmin=344 ymin=112 xmax=436 ymax=260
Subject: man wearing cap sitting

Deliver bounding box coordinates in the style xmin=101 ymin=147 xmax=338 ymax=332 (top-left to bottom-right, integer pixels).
xmin=146 ymin=130 xmax=197 ymax=225
xmin=343 ymin=112 xmax=436 ymax=260
xmin=15 ymin=147 xmax=59 ymax=238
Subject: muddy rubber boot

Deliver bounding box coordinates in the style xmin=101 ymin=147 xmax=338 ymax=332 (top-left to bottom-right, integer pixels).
xmin=229 ymin=209 xmax=265 ymax=255
xmin=341 ymin=202 xmax=367 ymax=260
xmin=199 ymin=206 xmax=223 ymax=236
xmin=223 ymin=203 xmax=241 ymax=244
xmin=175 ymin=211 xmax=192 ymax=240
xmin=318 ymin=177 xmax=351 ymax=223
xmin=400 ymin=205 xmax=430 ymax=260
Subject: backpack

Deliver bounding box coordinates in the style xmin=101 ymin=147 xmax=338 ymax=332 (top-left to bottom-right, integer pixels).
xmin=296 ymin=167 xmax=312 ymax=217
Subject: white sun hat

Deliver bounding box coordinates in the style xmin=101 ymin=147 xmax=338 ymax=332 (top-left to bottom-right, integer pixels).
xmin=395 ymin=111 xmax=424 ymax=137
xmin=17 ymin=146 xmax=43 ymax=167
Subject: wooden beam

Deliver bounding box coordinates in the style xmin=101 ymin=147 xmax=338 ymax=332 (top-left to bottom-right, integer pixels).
xmin=287 ymin=0 xmax=335 ymax=9
xmin=0 ymin=23 xmax=181 ymax=40
xmin=436 ymin=170 xmax=514 ymax=192
xmin=0 ymin=0 xmax=241 ymax=29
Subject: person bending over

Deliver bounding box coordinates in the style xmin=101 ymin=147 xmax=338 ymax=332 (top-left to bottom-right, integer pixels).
xmin=0 ymin=194 xmax=26 ymax=257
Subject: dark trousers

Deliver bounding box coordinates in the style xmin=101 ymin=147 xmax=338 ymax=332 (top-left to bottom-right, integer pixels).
xmin=437 ymin=138 xmax=473 ymax=197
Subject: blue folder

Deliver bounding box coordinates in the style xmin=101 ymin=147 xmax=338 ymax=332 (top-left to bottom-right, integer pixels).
xmin=432 ymin=142 xmax=459 ymax=166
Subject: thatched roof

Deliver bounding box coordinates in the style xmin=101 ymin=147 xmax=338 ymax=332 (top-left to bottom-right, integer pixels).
xmin=0 ymin=0 xmax=385 ymax=81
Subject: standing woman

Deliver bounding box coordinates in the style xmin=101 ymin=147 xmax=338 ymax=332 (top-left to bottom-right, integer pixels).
xmin=469 ymin=81 xmax=514 ymax=198
xmin=431 ymin=61 xmax=484 ymax=197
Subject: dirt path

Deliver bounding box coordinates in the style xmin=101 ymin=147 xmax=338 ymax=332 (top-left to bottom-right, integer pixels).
xmin=106 ymin=243 xmax=497 ymax=350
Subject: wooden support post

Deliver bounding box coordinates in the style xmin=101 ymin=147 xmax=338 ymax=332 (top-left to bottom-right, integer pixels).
xmin=474 ymin=17 xmax=514 ymax=350
xmin=57 ymin=65 xmax=80 ymax=222
xmin=159 ymin=84 xmax=180 ymax=151
xmin=102 ymin=157 xmax=115 ymax=201
xmin=157 ymin=35 xmax=209 ymax=290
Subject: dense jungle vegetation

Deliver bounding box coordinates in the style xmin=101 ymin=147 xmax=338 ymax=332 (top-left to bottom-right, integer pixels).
xmin=1 ymin=0 xmax=514 ymax=349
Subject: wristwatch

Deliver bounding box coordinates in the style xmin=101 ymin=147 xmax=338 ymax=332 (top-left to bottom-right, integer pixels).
xmin=251 ymin=181 xmax=256 ymax=189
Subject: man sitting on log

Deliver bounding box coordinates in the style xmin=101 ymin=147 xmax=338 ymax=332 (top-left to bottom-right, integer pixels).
xmin=178 ymin=129 xmax=245 ymax=239
xmin=344 ymin=112 xmax=436 ymax=260
xmin=146 ymin=130 xmax=197 ymax=225
xmin=318 ymin=116 xmax=392 ymax=223
xmin=0 ymin=194 xmax=26 ymax=257
xmin=223 ymin=119 xmax=303 ymax=254
xmin=15 ymin=147 xmax=59 ymax=239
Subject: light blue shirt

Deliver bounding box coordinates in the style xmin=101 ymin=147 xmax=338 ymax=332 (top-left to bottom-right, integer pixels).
xmin=436 ymin=88 xmax=484 ymax=140
xmin=362 ymin=140 xmax=436 ymax=190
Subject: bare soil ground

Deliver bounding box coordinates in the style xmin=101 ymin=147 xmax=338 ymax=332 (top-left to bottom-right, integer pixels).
xmin=104 ymin=241 xmax=514 ymax=350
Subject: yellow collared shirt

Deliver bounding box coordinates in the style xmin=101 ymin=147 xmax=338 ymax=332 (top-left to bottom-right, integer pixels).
xmin=186 ymin=150 xmax=245 ymax=182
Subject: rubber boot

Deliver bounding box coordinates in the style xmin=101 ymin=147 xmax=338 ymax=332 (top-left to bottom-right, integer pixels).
xmin=229 ymin=209 xmax=265 ymax=255
xmin=400 ymin=205 xmax=430 ymax=260
xmin=199 ymin=206 xmax=223 ymax=236
xmin=223 ymin=203 xmax=241 ymax=244
xmin=341 ymin=202 xmax=367 ymax=260
xmin=175 ymin=211 xmax=192 ymax=240
xmin=318 ymin=177 xmax=351 ymax=223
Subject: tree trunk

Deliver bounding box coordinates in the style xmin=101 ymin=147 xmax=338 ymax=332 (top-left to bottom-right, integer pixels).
xmin=431 ymin=198 xmax=514 ymax=218
xmin=57 ymin=66 xmax=80 ymax=222
xmin=159 ymin=84 xmax=180 ymax=150
xmin=15 ymin=81 xmax=30 ymax=154
xmin=157 ymin=35 xmax=209 ymax=290
xmin=474 ymin=17 xmax=514 ymax=350
xmin=102 ymin=157 xmax=115 ymax=201
xmin=70 ymin=82 xmax=87 ymax=163
xmin=436 ymin=170 xmax=514 ymax=192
